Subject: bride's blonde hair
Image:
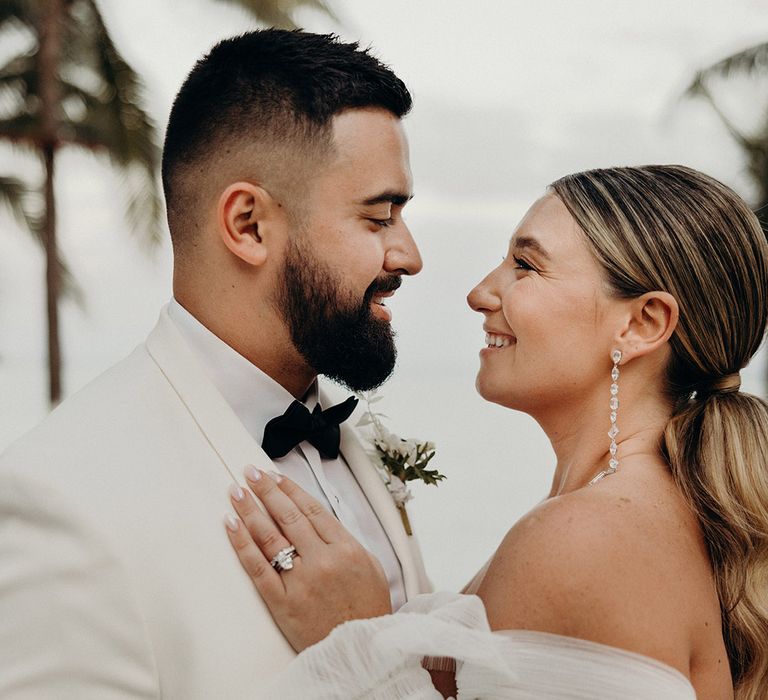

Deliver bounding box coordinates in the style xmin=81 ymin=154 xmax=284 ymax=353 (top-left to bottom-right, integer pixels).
xmin=551 ymin=165 xmax=768 ymax=699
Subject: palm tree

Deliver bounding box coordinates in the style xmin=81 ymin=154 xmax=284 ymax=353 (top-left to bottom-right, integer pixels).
xmin=219 ymin=0 xmax=336 ymax=29
xmin=0 ymin=0 xmax=335 ymax=405
xmin=0 ymin=0 xmax=161 ymax=404
xmin=685 ymin=42 xmax=768 ymax=229
xmin=0 ymin=173 xmax=82 ymax=305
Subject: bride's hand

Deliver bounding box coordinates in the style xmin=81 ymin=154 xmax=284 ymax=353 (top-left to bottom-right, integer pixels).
xmin=225 ymin=467 xmax=392 ymax=652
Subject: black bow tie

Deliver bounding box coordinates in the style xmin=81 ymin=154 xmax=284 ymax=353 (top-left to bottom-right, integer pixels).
xmin=261 ymin=396 xmax=359 ymax=460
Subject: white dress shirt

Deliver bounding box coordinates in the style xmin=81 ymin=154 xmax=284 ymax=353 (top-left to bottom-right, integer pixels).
xmin=168 ymin=299 xmax=406 ymax=610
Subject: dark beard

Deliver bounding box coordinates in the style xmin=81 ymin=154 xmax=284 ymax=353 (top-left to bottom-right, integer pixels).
xmin=276 ymin=239 xmax=400 ymax=391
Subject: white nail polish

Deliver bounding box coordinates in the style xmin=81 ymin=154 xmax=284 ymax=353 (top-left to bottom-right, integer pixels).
xmin=225 ymin=513 xmax=240 ymax=532
xmin=269 ymin=471 xmax=283 ymax=483
xmin=246 ymin=465 xmax=261 ymax=481
xmin=229 ymin=483 xmax=244 ymax=502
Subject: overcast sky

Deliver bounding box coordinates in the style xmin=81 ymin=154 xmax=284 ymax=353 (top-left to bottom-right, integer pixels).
xmin=3 ymin=0 xmax=768 ymax=586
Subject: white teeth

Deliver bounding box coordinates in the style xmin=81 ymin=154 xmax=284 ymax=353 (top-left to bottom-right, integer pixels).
xmin=485 ymin=332 xmax=513 ymax=348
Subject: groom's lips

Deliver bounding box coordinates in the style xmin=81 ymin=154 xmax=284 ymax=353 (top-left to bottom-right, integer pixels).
xmin=371 ymin=290 xmax=395 ymax=322
xmin=368 ymin=276 xmax=401 ymax=323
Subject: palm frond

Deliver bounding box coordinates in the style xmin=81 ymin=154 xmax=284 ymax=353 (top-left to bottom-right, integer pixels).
xmin=693 ymin=42 xmax=768 ymax=83
xmin=119 ymin=163 xmax=164 ymax=249
xmin=0 ymin=45 xmax=34 ymax=79
xmin=683 ymin=71 xmax=754 ymax=150
xmin=0 ymin=173 xmax=31 ymax=227
xmin=67 ymin=105 xmax=163 ymax=245
xmin=0 ymin=47 xmax=133 ymax=136
xmin=27 ymin=212 xmax=86 ymax=307
xmin=0 ymin=173 xmax=83 ymax=304
xmin=59 ymin=0 xmax=162 ymax=245
xmin=0 ymin=47 xmax=36 ymax=112
xmin=63 ymin=89 xmax=154 ymax=155
xmin=0 ymin=0 xmax=36 ymax=32
xmin=214 ymin=0 xmax=337 ymax=28
xmin=58 ymin=262 xmax=85 ymax=306
xmin=0 ymin=110 xmax=40 ymax=144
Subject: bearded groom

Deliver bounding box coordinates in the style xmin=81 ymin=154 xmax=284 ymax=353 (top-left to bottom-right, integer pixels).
xmin=0 ymin=30 xmax=430 ymax=699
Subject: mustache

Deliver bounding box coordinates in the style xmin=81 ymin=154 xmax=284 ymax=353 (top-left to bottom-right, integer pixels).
xmin=367 ymin=275 xmax=402 ymax=297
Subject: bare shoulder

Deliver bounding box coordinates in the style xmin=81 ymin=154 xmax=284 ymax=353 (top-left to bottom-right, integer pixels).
xmin=477 ymin=486 xmax=655 ymax=633
xmin=476 ymin=476 xmax=711 ymax=669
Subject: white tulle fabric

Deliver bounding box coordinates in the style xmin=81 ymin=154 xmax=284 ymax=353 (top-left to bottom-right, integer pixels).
xmin=266 ymin=592 xmax=697 ymax=700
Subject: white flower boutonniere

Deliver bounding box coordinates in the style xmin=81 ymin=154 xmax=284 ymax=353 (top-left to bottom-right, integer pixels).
xmin=356 ymin=390 xmax=445 ymax=536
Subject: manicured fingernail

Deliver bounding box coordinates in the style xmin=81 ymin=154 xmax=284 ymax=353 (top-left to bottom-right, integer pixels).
xmin=245 ymin=465 xmax=261 ymax=482
xmin=229 ymin=483 xmax=244 ymax=502
xmin=269 ymin=471 xmax=283 ymax=483
xmin=225 ymin=513 xmax=240 ymax=532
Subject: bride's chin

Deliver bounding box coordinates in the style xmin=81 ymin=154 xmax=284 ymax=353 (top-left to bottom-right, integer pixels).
xmin=474 ymin=374 xmax=491 ymax=399
xmin=476 ymin=373 xmax=538 ymax=411
xmin=475 ymin=376 xmax=516 ymax=408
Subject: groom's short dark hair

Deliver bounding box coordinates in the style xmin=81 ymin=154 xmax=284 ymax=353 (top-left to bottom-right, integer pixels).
xmin=162 ymin=29 xmax=412 ymax=249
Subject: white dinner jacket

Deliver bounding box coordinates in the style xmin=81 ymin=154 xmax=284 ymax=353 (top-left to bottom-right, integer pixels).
xmin=0 ymin=306 xmax=431 ymax=700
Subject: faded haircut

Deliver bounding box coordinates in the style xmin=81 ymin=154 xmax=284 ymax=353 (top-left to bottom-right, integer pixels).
xmin=161 ymin=29 xmax=412 ymax=251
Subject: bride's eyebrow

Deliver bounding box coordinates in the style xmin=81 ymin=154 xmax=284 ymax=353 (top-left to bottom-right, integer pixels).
xmin=511 ymin=235 xmax=551 ymax=261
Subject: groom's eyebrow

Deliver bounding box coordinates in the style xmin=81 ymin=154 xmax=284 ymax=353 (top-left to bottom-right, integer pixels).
xmin=360 ymin=191 xmax=414 ymax=207
xmin=512 ymin=235 xmax=551 ymax=260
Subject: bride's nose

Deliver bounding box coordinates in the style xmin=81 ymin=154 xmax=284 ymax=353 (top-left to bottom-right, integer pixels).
xmin=467 ymin=270 xmax=502 ymax=313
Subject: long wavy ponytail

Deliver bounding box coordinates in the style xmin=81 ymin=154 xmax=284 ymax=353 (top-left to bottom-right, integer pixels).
xmin=551 ymin=165 xmax=768 ymax=698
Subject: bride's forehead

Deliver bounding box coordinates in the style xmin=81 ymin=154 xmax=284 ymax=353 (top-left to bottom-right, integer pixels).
xmin=510 ymin=201 xmax=584 ymax=255
xmin=516 ymin=194 xmax=575 ymax=230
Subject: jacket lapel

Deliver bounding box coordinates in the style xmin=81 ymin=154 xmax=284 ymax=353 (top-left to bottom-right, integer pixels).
xmin=336 ymin=415 xmax=422 ymax=599
xmin=145 ymin=306 xmax=276 ymax=483
xmin=147 ymin=307 xmax=424 ymax=597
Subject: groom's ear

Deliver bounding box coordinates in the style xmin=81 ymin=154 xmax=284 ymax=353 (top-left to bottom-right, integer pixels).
xmin=216 ymin=182 xmax=283 ymax=267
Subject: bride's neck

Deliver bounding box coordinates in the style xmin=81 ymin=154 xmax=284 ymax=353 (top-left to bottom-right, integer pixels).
xmin=537 ymin=387 xmax=672 ymax=496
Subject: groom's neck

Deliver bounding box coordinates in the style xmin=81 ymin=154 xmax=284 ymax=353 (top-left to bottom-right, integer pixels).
xmin=174 ymin=291 xmax=316 ymax=400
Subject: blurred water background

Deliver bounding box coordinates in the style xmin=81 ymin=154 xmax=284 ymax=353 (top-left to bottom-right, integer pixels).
xmin=2 ymin=0 xmax=768 ymax=589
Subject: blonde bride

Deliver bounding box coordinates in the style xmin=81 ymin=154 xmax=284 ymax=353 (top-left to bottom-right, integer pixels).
xmin=225 ymin=165 xmax=768 ymax=699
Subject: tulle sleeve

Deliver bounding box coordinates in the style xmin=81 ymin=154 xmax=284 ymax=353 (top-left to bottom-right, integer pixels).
xmin=263 ymin=592 xmax=514 ymax=700
xmin=263 ymin=592 xmax=697 ymax=700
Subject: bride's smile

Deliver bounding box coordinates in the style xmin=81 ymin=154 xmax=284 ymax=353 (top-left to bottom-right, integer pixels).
xmin=468 ymin=194 xmax=623 ymax=421
xmin=482 ymin=331 xmax=515 ymax=349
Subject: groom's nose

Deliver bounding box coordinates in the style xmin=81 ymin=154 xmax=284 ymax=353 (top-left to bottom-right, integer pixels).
xmin=383 ymin=222 xmax=423 ymax=276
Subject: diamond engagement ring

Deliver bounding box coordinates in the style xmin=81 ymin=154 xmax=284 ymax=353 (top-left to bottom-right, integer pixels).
xmin=270 ymin=545 xmax=298 ymax=573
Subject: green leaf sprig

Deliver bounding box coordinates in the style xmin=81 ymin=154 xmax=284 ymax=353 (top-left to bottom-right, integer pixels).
xmin=356 ymin=390 xmax=445 ymax=535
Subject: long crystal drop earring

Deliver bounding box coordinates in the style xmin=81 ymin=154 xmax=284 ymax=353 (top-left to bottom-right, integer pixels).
xmin=589 ymin=349 xmax=621 ymax=485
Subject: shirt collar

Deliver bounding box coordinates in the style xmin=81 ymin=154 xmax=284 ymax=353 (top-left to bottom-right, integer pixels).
xmin=167 ymin=298 xmax=318 ymax=442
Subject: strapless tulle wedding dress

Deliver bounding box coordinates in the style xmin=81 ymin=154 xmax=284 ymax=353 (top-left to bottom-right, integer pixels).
xmin=265 ymin=592 xmax=697 ymax=699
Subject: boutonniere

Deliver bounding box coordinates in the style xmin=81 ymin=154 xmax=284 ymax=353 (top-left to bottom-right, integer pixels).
xmin=356 ymin=390 xmax=445 ymax=536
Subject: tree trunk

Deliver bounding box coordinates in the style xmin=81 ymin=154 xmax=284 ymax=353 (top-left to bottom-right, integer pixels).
xmin=42 ymin=145 xmax=61 ymax=405
xmin=38 ymin=0 xmax=64 ymax=405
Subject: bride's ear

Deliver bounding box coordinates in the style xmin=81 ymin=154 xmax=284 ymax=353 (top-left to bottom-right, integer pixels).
xmin=615 ymin=291 xmax=679 ymax=362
